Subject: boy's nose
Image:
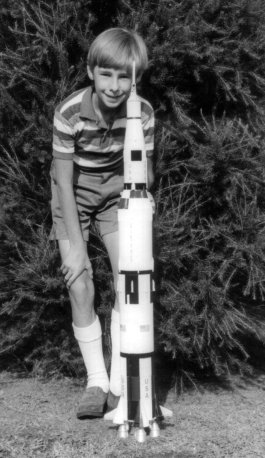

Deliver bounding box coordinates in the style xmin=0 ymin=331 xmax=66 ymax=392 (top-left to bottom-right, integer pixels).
xmin=110 ymin=77 xmax=119 ymax=92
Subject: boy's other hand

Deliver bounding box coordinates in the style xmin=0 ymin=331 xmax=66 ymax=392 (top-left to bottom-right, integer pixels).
xmin=147 ymin=191 xmax=155 ymax=214
xmin=60 ymin=247 xmax=93 ymax=288
xmin=147 ymin=157 xmax=154 ymax=189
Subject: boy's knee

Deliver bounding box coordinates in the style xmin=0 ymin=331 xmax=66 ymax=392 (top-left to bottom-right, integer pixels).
xmin=69 ymin=271 xmax=95 ymax=306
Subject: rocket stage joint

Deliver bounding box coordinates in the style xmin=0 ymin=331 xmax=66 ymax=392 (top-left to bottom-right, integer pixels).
xmin=124 ymin=183 xmax=147 ymax=191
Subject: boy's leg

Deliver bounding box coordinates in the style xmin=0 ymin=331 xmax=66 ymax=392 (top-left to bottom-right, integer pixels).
xmin=101 ymin=231 xmax=119 ymax=312
xmin=59 ymin=239 xmax=109 ymax=417
xmin=102 ymin=231 xmax=121 ymax=405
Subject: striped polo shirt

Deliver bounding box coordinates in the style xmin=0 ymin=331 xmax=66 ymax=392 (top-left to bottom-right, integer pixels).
xmin=52 ymin=86 xmax=154 ymax=171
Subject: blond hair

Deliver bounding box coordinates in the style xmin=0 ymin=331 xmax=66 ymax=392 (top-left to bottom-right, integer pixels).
xmin=87 ymin=28 xmax=148 ymax=78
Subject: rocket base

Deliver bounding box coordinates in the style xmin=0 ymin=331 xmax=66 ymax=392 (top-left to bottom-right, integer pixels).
xmin=104 ymin=353 xmax=172 ymax=442
xmin=117 ymin=420 xmax=160 ymax=442
xmin=106 ymin=403 xmax=172 ymax=442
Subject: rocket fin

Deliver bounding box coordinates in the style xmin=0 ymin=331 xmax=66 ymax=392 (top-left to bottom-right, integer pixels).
xmin=159 ymin=405 xmax=173 ymax=418
xmin=113 ymin=397 xmax=127 ymax=424
xmin=104 ymin=398 xmax=126 ymax=425
xmin=103 ymin=408 xmax=117 ymax=421
xmin=103 ymin=397 xmax=126 ymax=425
xmin=104 ymin=395 xmax=125 ymax=423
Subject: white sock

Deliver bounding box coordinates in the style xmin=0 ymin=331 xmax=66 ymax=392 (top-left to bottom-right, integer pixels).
xmin=72 ymin=316 xmax=109 ymax=393
xmin=109 ymin=309 xmax=121 ymax=396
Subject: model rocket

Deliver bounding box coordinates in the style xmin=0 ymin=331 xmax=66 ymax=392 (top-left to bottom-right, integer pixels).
xmin=104 ymin=62 xmax=172 ymax=442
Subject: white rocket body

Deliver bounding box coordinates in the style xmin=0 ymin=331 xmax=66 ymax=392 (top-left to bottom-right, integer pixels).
xmin=104 ymin=63 xmax=172 ymax=437
xmin=123 ymin=77 xmax=147 ymax=187
xmin=116 ymin=193 xmax=155 ymax=428
xmin=118 ymin=197 xmax=154 ymax=354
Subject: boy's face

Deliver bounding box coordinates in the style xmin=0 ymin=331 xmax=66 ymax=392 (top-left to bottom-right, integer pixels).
xmin=87 ymin=65 xmax=132 ymax=113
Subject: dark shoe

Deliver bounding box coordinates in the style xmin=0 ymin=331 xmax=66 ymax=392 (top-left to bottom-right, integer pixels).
xmin=107 ymin=390 xmax=120 ymax=412
xmin=77 ymin=386 xmax=108 ymax=419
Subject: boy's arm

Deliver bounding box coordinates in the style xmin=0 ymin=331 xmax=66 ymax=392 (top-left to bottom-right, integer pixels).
xmin=54 ymin=158 xmax=92 ymax=287
xmin=142 ymin=102 xmax=155 ymax=190
xmin=147 ymin=156 xmax=154 ymax=189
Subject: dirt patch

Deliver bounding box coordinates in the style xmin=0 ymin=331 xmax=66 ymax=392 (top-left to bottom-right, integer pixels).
xmin=1 ymin=372 xmax=265 ymax=457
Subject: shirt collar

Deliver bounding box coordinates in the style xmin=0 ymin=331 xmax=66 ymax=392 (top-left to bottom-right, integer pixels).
xmin=80 ymin=86 xmax=127 ymax=122
xmin=80 ymin=86 xmax=97 ymax=120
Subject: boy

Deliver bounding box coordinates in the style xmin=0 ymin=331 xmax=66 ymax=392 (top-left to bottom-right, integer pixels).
xmin=50 ymin=28 xmax=154 ymax=419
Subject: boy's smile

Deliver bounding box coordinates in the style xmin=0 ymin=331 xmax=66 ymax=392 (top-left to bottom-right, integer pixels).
xmin=87 ymin=65 xmax=132 ymax=117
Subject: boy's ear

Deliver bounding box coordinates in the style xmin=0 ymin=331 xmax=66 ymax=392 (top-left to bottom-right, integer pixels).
xmin=87 ymin=65 xmax=94 ymax=80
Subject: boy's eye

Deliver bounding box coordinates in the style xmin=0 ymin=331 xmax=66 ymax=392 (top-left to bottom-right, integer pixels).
xmin=100 ymin=72 xmax=111 ymax=77
xmin=98 ymin=68 xmax=130 ymax=79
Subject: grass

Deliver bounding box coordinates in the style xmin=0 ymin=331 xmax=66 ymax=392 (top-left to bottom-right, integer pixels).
xmin=1 ymin=371 xmax=265 ymax=457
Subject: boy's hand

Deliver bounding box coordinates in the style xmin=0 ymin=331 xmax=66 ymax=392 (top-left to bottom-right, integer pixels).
xmin=60 ymin=247 xmax=93 ymax=288
xmin=147 ymin=157 xmax=154 ymax=190
xmin=147 ymin=191 xmax=155 ymax=214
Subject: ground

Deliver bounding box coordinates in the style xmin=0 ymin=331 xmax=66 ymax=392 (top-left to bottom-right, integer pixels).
xmin=1 ymin=372 xmax=265 ymax=457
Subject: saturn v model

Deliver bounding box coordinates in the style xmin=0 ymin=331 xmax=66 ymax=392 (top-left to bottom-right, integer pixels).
xmin=104 ymin=63 xmax=172 ymax=442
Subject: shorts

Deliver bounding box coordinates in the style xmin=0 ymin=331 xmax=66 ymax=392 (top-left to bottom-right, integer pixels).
xmin=49 ymin=161 xmax=124 ymax=241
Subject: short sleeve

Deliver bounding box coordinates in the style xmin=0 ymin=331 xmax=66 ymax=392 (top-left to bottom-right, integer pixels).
xmin=52 ymin=110 xmax=75 ymax=160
